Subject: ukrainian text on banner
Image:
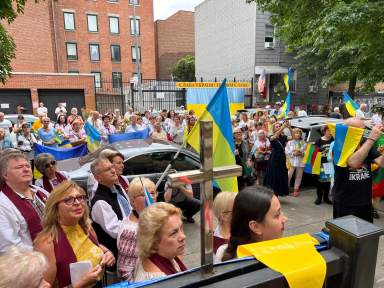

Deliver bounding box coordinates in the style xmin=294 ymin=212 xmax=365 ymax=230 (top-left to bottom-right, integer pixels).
xmin=108 ymin=129 xmax=149 ymax=144
xmin=180 ymin=82 xmax=250 ymax=116
xmin=34 ymin=143 xmax=88 ymax=161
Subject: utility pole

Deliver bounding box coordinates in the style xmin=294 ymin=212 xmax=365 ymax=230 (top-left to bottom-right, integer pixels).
xmin=132 ymin=1 xmax=143 ymax=111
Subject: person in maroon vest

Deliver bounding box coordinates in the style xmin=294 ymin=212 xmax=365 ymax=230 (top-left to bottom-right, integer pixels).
xmin=34 ymin=181 xmax=115 ymax=288
xmin=134 ymin=202 xmax=187 ymax=282
xmin=106 ymin=151 xmax=130 ymax=198
xmin=212 ymin=191 xmax=237 ymax=256
xmin=34 ymin=153 xmax=70 ymax=193
xmin=0 ymin=151 xmax=49 ymax=253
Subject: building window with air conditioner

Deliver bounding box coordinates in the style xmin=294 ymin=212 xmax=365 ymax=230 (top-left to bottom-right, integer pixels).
xmin=264 ymin=24 xmax=274 ymax=49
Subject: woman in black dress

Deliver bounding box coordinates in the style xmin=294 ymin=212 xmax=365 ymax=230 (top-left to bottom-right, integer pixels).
xmin=264 ymin=121 xmax=292 ymax=196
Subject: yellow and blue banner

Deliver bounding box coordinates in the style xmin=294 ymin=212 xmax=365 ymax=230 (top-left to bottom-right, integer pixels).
xmin=343 ymin=91 xmax=359 ymax=117
xmin=237 ymin=234 xmax=326 ymax=288
xmin=328 ymin=123 xmax=364 ymax=167
xmin=283 ymin=67 xmax=294 ymax=92
xmin=183 ymin=79 xmax=238 ymax=192
xmin=84 ymin=122 xmax=101 ymax=153
xmin=53 ymin=131 xmax=71 ymax=148
xmin=34 ymin=143 xmax=87 ymax=161
xmin=108 ymin=129 xmax=149 ymax=144
xmin=180 ymin=82 xmax=250 ymax=116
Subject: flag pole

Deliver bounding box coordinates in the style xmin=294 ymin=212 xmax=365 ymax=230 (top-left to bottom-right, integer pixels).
xmin=154 ymin=145 xmax=184 ymax=190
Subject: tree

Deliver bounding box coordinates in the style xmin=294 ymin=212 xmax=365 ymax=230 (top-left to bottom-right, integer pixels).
xmin=0 ymin=0 xmax=36 ymax=84
xmin=171 ymin=55 xmax=195 ymax=82
xmin=247 ymin=0 xmax=384 ymax=96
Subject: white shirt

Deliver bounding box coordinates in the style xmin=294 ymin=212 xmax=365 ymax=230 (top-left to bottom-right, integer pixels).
xmin=91 ymin=187 xmax=130 ymax=239
xmin=0 ymin=185 xmax=49 ymax=253
xmin=0 ymin=119 xmax=12 ymax=131
xmin=297 ymin=110 xmax=308 ymax=117
xmin=34 ymin=171 xmax=70 ymax=190
xmin=36 ymin=106 xmax=48 ymax=115
xmin=355 ymin=109 xmax=365 ymax=118
xmin=125 ymin=124 xmax=145 ymax=133
xmin=55 ymin=106 xmax=67 ymax=116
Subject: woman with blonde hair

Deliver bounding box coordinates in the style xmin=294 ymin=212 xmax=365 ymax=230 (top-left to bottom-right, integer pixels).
xmin=0 ymin=246 xmax=50 ymax=288
xmin=134 ymin=202 xmax=187 ymax=282
xmin=117 ymin=177 xmax=157 ymax=281
xmin=34 ymin=181 xmax=115 ymax=288
xmin=213 ymin=192 xmax=237 ymax=255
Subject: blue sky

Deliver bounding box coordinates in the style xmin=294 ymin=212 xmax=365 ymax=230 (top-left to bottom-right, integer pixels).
xmin=153 ymin=0 xmax=205 ymax=20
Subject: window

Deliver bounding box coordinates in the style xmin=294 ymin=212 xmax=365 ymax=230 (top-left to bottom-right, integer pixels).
xmin=89 ymin=44 xmax=100 ymax=61
xmin=87 ymin=14 xmax=98 ymax=32
xmin=111 ymin=45 xmax=121 ymax=62
xmin=64 ymin=12 xmax=75 ymax=30
xmin=112 ymin=72 xmax=122 ymax=88
xmin=68 ymin=70 xmax=79 ymax=74
xmin=129 ymin=0 xmax=139 ymax=5
xmin=123 ymin=154 xmax=153 ymax=175
xmin=91 ymin=71 xmax=102 ymax=88
xmin=131 ymin=46 xmax=141 ymax=62
xmin=109 ymin=16 xmax=119 ymax=34
xmin=265 ymin=24 xmax=274 ymax=43
xmin=66 ymin=42 xmax=78 ymax=60
xmin=130 ymin=17 xmax=140 ymax=35
xmin=172 ymin=153 xmax=200 ymax=171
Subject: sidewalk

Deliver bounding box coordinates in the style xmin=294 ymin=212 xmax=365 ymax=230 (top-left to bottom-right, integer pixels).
xmin=183 ymin=187 xmax=384 ymax=287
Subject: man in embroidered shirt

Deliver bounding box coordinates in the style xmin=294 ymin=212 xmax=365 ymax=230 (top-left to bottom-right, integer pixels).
xmin=0 ymin=152 xmax=49 ymax=253
xmin=90 ymin=158 xmax=131 ymax=259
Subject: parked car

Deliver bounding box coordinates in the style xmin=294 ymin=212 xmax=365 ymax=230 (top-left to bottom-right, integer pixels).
xmin=289 ymin=116 xmax=344 ymax=143
xmin=62 ymin=139 xmax=201 ymax=195
xmin=5 ymin=114 xmax=38 ymax=125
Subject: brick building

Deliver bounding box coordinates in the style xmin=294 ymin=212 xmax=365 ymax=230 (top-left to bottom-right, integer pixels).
xmin=0 ymin=0 xmax=156 ymax=117
xmin=155 ymin=11 xmax=195 ymax=80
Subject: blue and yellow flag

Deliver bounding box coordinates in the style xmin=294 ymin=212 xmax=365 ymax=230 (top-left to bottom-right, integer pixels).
xmin=183 ymin=79 xmax=238 ymax=192
xmin=53 ymin=131 xmax=71 ymax=148
xmin=343 ymin=91 xmax=359 ymax=117
xmin=283 ymin=67 xmax=294 ymax=93
xmin=278 ymin=92 xmax=291 ymax=119
xmin=84 ymin=122 xmax=101 ymax=153
xmin=328 ymin=123 xmax=364 ymax=167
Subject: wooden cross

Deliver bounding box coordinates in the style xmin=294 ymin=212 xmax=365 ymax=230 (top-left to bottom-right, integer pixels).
xmin=167 ymin=120 xmax=242 ymax=274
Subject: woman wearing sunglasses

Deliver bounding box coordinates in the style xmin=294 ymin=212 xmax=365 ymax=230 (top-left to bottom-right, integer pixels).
xmin=34 ymin=181 xmax=115 ymax=288
xmin=34 ymin=153 xmax=70 ymax=193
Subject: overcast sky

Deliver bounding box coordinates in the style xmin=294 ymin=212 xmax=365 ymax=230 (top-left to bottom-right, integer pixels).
xmin=153 ymin=0 xmax=205 ymax=20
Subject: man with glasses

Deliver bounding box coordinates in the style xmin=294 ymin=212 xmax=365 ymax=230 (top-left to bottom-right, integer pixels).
xmin=0 ymin=152 xmax=49 ymax=253
xmin=90 ymin=158 xmax=131 ymax=263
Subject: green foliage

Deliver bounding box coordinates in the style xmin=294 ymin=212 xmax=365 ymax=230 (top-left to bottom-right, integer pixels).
xmin=247 ymin=0 xmax=384 ymax=93
xmin=171 ymin=55 xmax=195 ymax=82
xmin=0 ymin=0 xmax=34 ymax=84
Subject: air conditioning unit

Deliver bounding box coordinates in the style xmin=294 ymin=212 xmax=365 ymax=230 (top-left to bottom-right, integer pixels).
xmin=264 ymin=42 xmax=274 ymax=49
xmin=308 ymin=85 xmax=318 ymax=93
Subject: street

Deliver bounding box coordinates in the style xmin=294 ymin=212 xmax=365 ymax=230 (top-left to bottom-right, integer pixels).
xmin=182 ymin=187 xmax=384 ymax=287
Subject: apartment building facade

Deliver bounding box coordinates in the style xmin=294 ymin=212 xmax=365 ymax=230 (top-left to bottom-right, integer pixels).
xmin=195 ymin=0 xmax=328 ymax=106
xmin=0 ymin=0 xmax=156 ymax=117
xmin=155 ymin=11 xmax=195 ymax=80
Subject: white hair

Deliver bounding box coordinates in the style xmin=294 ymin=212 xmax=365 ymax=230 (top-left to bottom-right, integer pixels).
xmin=0 ymin=246 xmax=48 ymax=288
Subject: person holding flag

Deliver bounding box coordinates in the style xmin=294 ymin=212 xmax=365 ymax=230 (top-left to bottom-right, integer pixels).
xmin=332 ymin=118 xmax=384 ymax=222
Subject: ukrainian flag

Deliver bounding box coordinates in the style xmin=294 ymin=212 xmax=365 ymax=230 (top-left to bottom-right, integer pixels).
xmin=84 ymin=122 xmax=101 ymax=153
xmin=283 ymin=67 xmax=294 ymax=92
xmin=343 ymin=91 xmax=359 ymax=117
xmin=184 ymin=79 xmax=238 ymax=192
xmin=278 ymin=92 xmax=291 ymax=119
xmin=328 ymin=123 xmax=364 ymax=167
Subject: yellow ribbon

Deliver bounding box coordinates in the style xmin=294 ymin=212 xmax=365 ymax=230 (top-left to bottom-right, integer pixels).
xmin=237 ymin=234 xmax=326 ymax=288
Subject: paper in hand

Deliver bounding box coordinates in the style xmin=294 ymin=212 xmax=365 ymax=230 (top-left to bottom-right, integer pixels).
xmin=70 ymin=260 xmax=92 ymax=286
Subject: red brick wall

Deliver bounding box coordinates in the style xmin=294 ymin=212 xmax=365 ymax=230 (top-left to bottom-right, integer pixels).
xmin=2 ymin=1 xmax=56 ymax=72
xmin=0 ymin=73 xmax=95 ymax=113
xmin=52 ymin=0 xmax=156 ymax=80
xmin=155 ymin=11 xmax=195 ymax=80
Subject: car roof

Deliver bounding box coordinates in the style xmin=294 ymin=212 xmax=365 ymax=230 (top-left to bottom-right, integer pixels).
xmin=78 ymin=138 xmax=196 ymax=166
xmin=289 ymin=116 xmax=344 ymax=130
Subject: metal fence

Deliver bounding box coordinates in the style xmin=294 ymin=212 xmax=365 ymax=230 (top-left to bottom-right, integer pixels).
xmin=95 ymin=79 xmax=186 ymax=114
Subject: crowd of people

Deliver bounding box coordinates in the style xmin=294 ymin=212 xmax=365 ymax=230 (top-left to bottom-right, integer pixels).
xmin=0 ymin=99 xmax=383 ymax=288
